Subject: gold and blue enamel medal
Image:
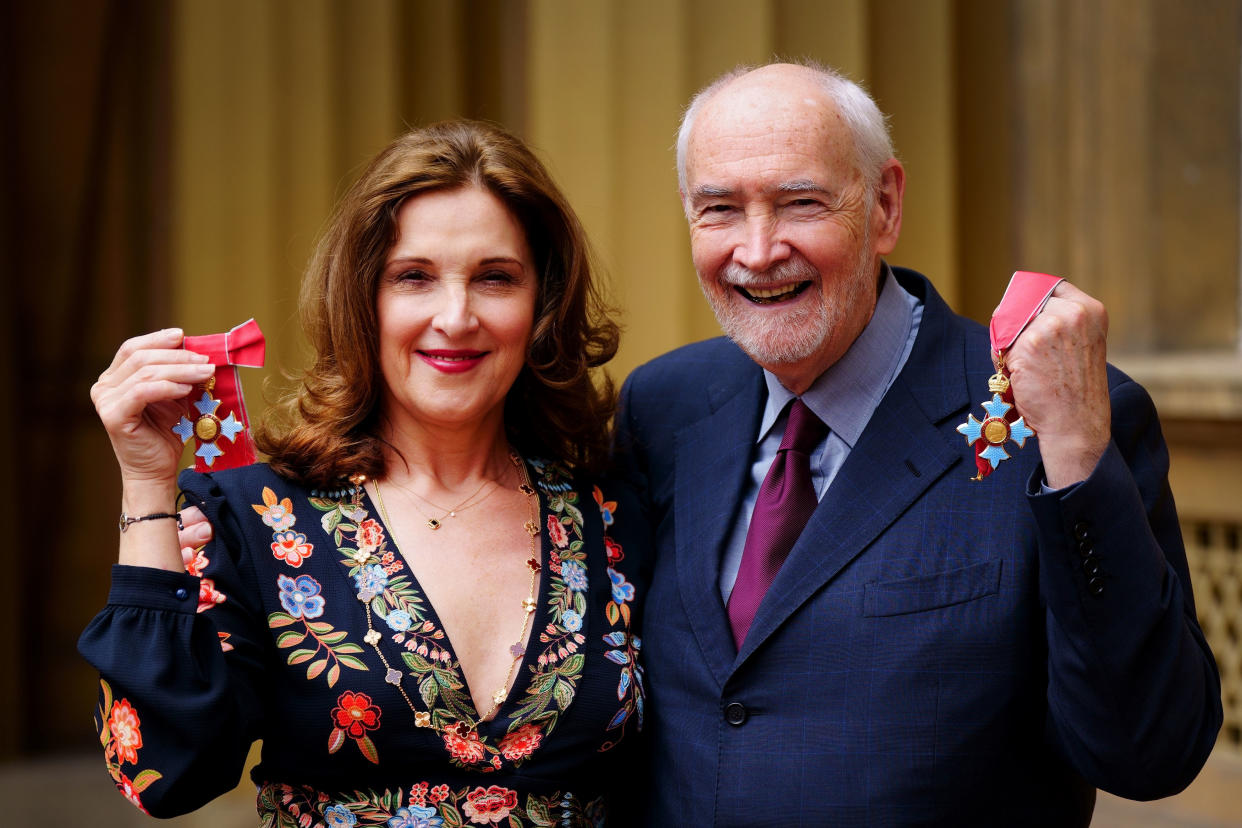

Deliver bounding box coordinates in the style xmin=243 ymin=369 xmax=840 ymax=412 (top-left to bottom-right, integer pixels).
xmin=957 ymin=272 xmax=1062 ymax=481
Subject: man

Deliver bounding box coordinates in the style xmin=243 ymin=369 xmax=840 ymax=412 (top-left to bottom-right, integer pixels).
xmin=612 ymin=61 xmax=1221 ymax=824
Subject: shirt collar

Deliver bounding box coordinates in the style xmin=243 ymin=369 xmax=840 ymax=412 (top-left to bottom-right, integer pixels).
xmin=758 ymin=264 xmax=916 ymax=447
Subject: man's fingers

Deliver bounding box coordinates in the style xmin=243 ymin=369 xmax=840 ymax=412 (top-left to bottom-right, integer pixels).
xmin=177 ymin=506 xmax=212 ymax=550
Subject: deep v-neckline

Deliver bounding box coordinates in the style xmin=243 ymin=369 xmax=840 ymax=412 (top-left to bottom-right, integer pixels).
xmin=358 ymin=479 xmax=547 ymax=733
xmin=316 ymin=457 xmax=595 ymax=769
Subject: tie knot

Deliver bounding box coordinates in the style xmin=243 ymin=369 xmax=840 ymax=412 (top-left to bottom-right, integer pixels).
xmin=780 ymin=399 xmax=828 ymax=455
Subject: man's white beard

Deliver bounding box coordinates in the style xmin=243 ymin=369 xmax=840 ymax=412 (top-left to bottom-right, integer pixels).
xmin=705 ymin=239 xmax=876 ymax=368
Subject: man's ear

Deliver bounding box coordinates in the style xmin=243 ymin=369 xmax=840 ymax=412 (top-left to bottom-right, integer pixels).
xmin=872 ymin=159 xmax=905 ymax=256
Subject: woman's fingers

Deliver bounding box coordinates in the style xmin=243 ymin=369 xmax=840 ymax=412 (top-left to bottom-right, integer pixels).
xmin=91 ymin=330 xmax=217 ymax=484
xmin=101 ymin=328 xmax=186 ymax=374
xmin=98 ymin=334 xmax=211 ymax=393
xmin=93 ymin=362 xmax=215 ymax=430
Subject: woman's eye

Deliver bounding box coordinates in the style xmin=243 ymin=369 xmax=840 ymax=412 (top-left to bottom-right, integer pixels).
xmin=394 ymin=269 xmax=430 ymax=283
xmin=479 ymin=270 xmax=516 ymax=284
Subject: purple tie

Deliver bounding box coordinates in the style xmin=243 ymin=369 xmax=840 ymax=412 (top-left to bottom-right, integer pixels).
xmin=727 ymin=398 xmax=828 ymax=648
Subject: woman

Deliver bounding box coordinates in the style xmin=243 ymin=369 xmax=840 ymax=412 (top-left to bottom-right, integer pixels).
xmin=80 ymin=121 xmax=646 ymax=826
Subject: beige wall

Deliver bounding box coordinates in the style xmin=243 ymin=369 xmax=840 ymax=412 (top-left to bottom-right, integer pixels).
xmin=165 ymin=0 xmax=969 ymax=390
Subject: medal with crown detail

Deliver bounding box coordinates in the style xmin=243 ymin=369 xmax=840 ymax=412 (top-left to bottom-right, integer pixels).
xmin=960 ymin=271 xmax=1063 ymax=482
xmin=957 ymin=356 xmax=1036 ymax=480
xmin=172 ymin=375 xmax=247 ymax=467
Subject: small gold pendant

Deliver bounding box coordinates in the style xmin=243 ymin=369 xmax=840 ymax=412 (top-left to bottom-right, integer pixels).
xmin=427 ymin=518 xmax=441 ymax=530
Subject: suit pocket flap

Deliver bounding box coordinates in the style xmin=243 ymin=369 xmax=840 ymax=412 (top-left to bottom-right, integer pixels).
xmin=862 ymin=559 xmax=1002 ymax=617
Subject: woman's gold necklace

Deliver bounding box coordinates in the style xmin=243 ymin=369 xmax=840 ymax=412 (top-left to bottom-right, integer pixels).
xmin=368 ymin=451 xmax=541 ymax=728
xmin=381 ymin=474 xmax=495 ymax=530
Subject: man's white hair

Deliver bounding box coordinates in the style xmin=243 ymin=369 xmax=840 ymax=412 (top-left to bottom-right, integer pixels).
xmin=675 ymin=60 xmax=895 ymax=193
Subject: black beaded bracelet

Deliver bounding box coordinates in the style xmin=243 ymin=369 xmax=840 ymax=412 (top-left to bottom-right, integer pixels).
xmin=118 ymin=511 xmax=184 ymax=533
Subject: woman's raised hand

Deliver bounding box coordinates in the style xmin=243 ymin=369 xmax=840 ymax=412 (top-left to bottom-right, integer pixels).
xmin=92 ymin=328 xmax=216 ymax=486
xmin=93 ymin=329 xmax=216 ymax=570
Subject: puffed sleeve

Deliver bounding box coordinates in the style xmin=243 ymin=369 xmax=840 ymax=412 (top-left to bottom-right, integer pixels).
xmin=77 ymin=469 xmax=268 ymax=817
xmin=1030 ymin=377 xmax=1222 ymax=799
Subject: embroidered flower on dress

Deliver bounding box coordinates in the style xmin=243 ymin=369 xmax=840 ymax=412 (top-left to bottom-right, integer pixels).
xmin=277 ymin=574 xmax=325 ymax=619
xmin=115 ymin=772 xmax=149 ymax=814
xmin=356 ymin=518 xmax=385 ymax=553
xmin=108 ymin=699 xmax=143 ymax=765
xmin=546 ymin=514 xmax=569 ymax=548
xmin=462 ymin=785 xmax=518 ymax=825
xmin=198 ymin=578 xmax=226 ymax=613
xmin=385 ymin=609 xmax=413 ymax=632
xmin=497 ymin=723 xmax=543 ymax=761
xmin=329 ymin=691 xmax=382 ymax=764
xmin=324 ymin=804 xmax=357 ymax=827
xmin=561 ymin=560 xmax=588 ymax=592
xmin=332 ymin=691 xmax=381 ymax=738
xmin=443 ymin=728 xmax=487 ymax=764
xmin=354 ymin=564 xmax=389 ymax=600
xmin=593 ymin=486 xmax=616 ymax=526
xmin=271 ymin=530 xmax=314 ymax=567
xmin=184 ymin=547 xmax=210 ymax=577
xmin=428 ymin=784 xmax=450 ymax=805
xmin=604 ymin=535 xmax=623 ymax=566
xmin=253 ymin=486 xmax=297 ymax=531
xmin=608 ymin=568 xmax=635 ymax=604
xmin=387 ymin=805 xmax=442 ymax=828
xmin=561 ymin=609 xmax=582 ymax=632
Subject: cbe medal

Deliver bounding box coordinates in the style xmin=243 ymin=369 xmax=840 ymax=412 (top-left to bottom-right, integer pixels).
xmin=957 ymin=271 xmax=1063 ymax=481
xmin=171 ymin=318 xmax=266 ymax=471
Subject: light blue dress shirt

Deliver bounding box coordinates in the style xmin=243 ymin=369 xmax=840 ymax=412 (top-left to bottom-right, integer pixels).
xmin=719 ymin=266 xmax=924 ymax=601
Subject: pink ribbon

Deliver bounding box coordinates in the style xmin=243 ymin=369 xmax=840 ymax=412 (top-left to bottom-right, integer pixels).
xmin=179 ymin=319 xmax=265 ymax=471
xmin=971 ymin=272 xmax=1062 ymax=479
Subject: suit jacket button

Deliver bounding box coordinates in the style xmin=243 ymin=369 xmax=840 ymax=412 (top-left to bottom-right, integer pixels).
xmin=1074 ymin=521 xmax=1090 ymax=540
xmin=1087 ymin=576 xmax=1105 ymax=596
xmin=1077 ymin=539 xmax=1094 ymax=558
xmin=1082 ymin=558 xmax=1101 ymax=577
xmin=724 ymin=702 xmax=747 ymax=726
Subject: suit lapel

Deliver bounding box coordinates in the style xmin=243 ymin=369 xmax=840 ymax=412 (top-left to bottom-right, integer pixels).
xmin=735 ymin=272 xmax=976 ymax=664
xmin=673 ymin=366 xmax=765 ymax=686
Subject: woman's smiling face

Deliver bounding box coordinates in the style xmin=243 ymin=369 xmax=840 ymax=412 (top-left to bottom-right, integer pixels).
xmin=375 ymin=185 xmax=537 ymax=438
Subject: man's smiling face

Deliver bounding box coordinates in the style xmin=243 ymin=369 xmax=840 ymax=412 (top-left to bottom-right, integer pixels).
xmin=682 ymin=64 xmax=899 ymax=394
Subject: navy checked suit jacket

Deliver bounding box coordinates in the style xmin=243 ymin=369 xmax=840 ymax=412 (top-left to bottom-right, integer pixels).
xmin=613 ymin=267 xmax=1221 ymax=826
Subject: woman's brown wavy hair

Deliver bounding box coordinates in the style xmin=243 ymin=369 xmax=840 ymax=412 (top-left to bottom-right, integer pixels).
xmin=257 ymin=120 xmax=620 ymax=488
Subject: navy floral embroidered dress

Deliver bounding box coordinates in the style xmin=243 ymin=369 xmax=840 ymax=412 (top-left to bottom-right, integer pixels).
xmin=79 ymin=459 xmax=645 ymax=827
